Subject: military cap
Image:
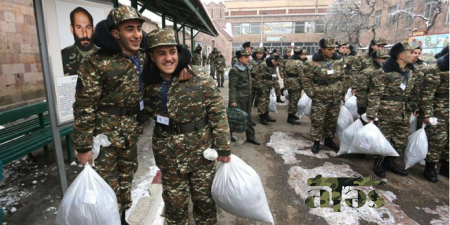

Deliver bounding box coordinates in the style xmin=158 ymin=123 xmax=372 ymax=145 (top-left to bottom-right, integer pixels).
xmin=147 ymin=28 xmax=177 ymax=49
xmin=389 ymin=41 xmax=415 ymax=58
xmin=293 ymin=47 xmax=303 ymax=55
xmin=371 ymin=49 xmax=389 ymax=59
xmin=335 ymin=41 xmax=348 ymax=47
xmin=106 ymin=5 xmax=145 ymax=30
xmin=217 ymin=49 xmax=222 ymax=53
xmin=270 ymin=55 xmax=280 ymax=61
xmin=255 ymin=47 xmax=265 ymax=53
xmin=370 ymin=37 xmax=387 ymax=45
xmin=195 ymin=45 xmax=202 ymax=50
xmin=319 ymin=38 xmax=337 ymax=48
xmin=435 ymin=46 xmax=449 ymax=59
xmin=236 ymin=49 xmax=250 ymax=58
xmin=302 ymin=49 xmax=308 ymax=55
xmin=243 ymin=42 xmax=252 ymax=48
xmin=270 ymin=49 xmax=277 ymax=54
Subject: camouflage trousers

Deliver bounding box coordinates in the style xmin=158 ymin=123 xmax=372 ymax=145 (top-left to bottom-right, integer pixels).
xmin=272 ymin=79 xmax=281 ymax=97
xmin=256 ymin=86 xmax=271 ymax=115
xmin=210 ymin=64 xmax=216 ymax=78
xmin=288 ymin=89 xmax=302 ymax=114
xmin=95 ymin=145 xmax=138 ymax=214
xmin=216 ymin=70 xmax=224 ymax=86
xmin=377 ymin=120 xmax=409 ymax=153
xmin=425 ymin=118 xmax=449 ymax=163
xmin=310 ymin=98 xmax=340 ymax=141
xmin=160 ymin=162 xmax=216 ymax=225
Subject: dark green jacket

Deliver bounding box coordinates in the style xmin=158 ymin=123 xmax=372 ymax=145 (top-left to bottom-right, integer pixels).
xmin=229 ymin=62 xmax=252 ymax=113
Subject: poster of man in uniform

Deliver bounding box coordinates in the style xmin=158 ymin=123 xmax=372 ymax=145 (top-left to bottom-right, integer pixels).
xmin=40 ymin=0 xmax=112 ymax=125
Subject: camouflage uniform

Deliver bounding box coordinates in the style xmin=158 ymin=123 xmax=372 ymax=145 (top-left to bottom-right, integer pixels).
xmin=231 ymin=55 xmax=238 ymax=66
xmin=215 ymin=53 xmax=226 ymax=87
xmin=255 ymin=58 xmax=278 ymax=123
xmin=302 ymin=39 xmax=345 ymax=143
xmin=421 ymin=63 xmax=449 ymax=163
xmin=192 ymin=48 xmax=203 ymax=66
xmin=144 ymin=28 xmax=231 ymax=225
xmin=71 ymin=6 xmax=146 ymax=214
xmin=207 ymin=49 xmax=218 ymax=78
xmin=360 ymin=38 xmax=387 ymax=71
xmin=61 ymin=44 xmax=98 ymax=75
xmin=228 ymin=50 xmax=257 ymax=140
xmin=354 ymin=49 xmax=389 ymax=113
xmin=284 ymin=48 xmax=304 ymax=124
xmin=250 ymin=47 xmax=266 ymax=107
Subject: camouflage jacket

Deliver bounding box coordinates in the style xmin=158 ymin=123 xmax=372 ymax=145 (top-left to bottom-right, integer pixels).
xmin=192 ymin=51 xmax=202 ymax=66
xmin=341 ymin=54 xmax=362 ymax=90
xmin=254 ymin=59 xmax=277 ymax=89
xmin=283 ymin=55 xmax=304 ymax=91
xmin=143 ymin=65 xmax=231 ymax=169
xmin=207 ymin=52 xmax=217 ymax=65
xmin=231 ymin=56 xmax=238 ymax=66
xmin=354 ymin=62 xmax=382 ymax=108
xmin=278 ymin=55 xmax=289 ymax=78
xmin=61 ymin=44 xmax=98 ymax=76
xmin=366 ymin=58 xmax=422 ymax=123
xmin=360 ymin=53 xmax=372 ymax=71
xmin=302 ymin=50 xmax=345 ymax=100
xmin=215 ymin=55 xmax=226 ymax=70
xmin=413 ymin=59 xmax=427 ymax=71
xmin=420 ymin=63 xmax=449 ymax=119
xmin=72 ymin=21 xmax=147 ymax=152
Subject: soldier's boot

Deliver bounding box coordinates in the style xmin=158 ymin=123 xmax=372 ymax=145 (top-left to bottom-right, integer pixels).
xmin=121 ymin=212 xmax=129 ymax=225
xmin=439 ymin=161 xmax=449 ymax=177
xmin=311 ymin=141 xmax=320 ymax=154
xmin=230 ymin=131 xmax=237 ymax=142
xmin=287 ymin=114 xmax=301 ymax=125
xmin=246 ymin=137 xmax=261 ymax=145
xmin=384 ymin=156 xmax=408 ymax=176
xmin=293 ymin=114 xmax=300 ymax=120
xmin=373 ymin=157 xmax=386 ymax=178
xmin=276 ymin=96 xmax=285 ymax=103
xmin=265 ymin=112 xmax=276 ymax=122
xmin=424 ymin=161 xmax=438 ymax=183
xmin=259 ymin=114 xmax=269 ymax=125
xmin=280 ymin=88 xmax=285 ymax=96
xmin=250 ymin=120 xmax=257 ymax=126
xmin=324 ymin=138 xmax=339 ymax=151
xmin=221 ymin=82 xmax=224 ymax=87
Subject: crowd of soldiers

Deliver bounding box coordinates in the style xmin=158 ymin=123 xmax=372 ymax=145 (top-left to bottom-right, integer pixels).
xmin=216 ymin=38 xmax=449 ymax=184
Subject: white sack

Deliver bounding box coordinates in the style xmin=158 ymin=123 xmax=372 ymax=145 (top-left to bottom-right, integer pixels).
xmin=336 ymin=106 xmax=354 ymax=140
xmin=404 ymin=127 xmax=428 ymax=169
xmin=348 ymin=123 xmax=399 ymax=156
xmin=338 ymin=119 xmax=364 ymax=155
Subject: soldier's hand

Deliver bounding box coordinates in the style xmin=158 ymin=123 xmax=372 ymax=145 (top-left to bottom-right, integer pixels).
xmin=423 ymin=117 xmax=430 ymax=125
xmin=368 ymin=120 xmax=374 ymax=123
xmin=77 ymin=151 xmax=93 ymax=166
xmin=217 ymin=156 xmax=231 ymax=163
xmin=230 ymin=103 xmax=237 ymax=108
xmin=351 ymin=89 xmax=356 ymax=95
xmin=413 ymin=111 xmax=419 ymax=117
xmin=180 ymin=68 xmax=193 ymax=80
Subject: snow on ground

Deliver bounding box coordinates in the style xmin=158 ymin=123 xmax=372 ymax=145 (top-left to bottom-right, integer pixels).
xmin=126 ymin=165 xmax=160 ymax=219
xmin=266 ymin=131 xmax=337 ymax=164
xmin=152 ymin=201 xmax=165 ymax=225
xmin=268 ymin=132 xmax=420 ymax=225
xmin=422 ymin=205 xmax=449 ymax=225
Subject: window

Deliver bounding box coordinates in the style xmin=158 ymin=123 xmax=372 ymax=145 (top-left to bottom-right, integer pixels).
xmin=315 ymin=20 xmax=325 ymax=33
xmin=404 ymin=1 xmax=414 ymax=22
xmin=295 ymin=22 xmax=305 ymax=33
xmin=375 ymin=10 xmax=381 ymax=27
xmin=424 ymin=0 xmax=437 ymax=18
xmin=250 ymin=23 xmax=261 ymax=34
xmin=233 ymin=23 xmax=260 ymax=35
xmin=447 ymin=10 xmax=449 ymax=24
xmin=387 ymin=6 xmax=396 ymax=25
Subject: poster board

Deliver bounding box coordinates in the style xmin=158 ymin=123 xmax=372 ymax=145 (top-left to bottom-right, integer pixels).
xmin=409 ymin=33 xmax=449 ymax=64
xmin=41 ymin=0 xmax=113 ymax=125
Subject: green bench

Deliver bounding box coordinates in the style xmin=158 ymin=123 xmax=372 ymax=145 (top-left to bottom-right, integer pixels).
xmin=0 ymin=102 xmax=74 ymax=177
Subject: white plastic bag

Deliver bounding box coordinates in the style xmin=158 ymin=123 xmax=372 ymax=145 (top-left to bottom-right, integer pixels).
xmin=336 ymin=106 xmax=354 ymax=140
xmin=56 ymin=164 xmax=120 ymax=225
xmin=344 ymin=96 xmax=358 ymax=120
xmin=404 ymin=126 xmax=428 ymax=169
xmin=269 ymin=89 xmax=278 ymax=113
xmin=409 ymin=113 xmax=417 ymax=134
xmin=348 ymin=123 xmax=399 ymax=156
xmin=297 ymin=94 xmax=312 ymax=118
xmin=283 ymin=89 xmax=289 ymax=100
xmin=212 ymin=154 xmax=274 ymax=224
xmin=74 ymin=134 xmax=111 ymax=166
xmin=203 ymin=148 xmax=218 ymax=161
xmin=338 ymin=119 xmax=364 ymax=155
xmin=344 ymin=88 xmax=353 ymax=101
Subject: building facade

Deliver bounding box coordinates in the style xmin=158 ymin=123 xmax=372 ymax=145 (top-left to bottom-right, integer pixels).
xmin=225 ymin=0 xmax=333 ymax=56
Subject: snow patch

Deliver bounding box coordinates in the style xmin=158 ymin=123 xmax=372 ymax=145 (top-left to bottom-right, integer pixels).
xmin=266 ymin=131 xmax=336 ymax=164
xmin=151 ymin=201 xmax=165 ymax=225
xmin=126 ymin=166 xmax=160 ymax=220
xmin=422 ymin=205 xmax=449 ymax=225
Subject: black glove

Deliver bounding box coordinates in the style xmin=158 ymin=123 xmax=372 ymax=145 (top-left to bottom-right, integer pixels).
xmin=357 ymin=107 xmax=367 ymax=115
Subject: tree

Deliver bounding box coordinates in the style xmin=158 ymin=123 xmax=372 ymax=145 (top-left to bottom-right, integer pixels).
xmin=393 ymin=0 xmax=448 ymax=33
xmin=325 ymin=0 xmax=381 ymax=47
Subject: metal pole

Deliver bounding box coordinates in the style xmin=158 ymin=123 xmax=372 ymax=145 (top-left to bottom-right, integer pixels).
xmin=183 ymin=25 xmax=186 ymax=46
xmin=33 ymin=0 xmax=68 ymax=195
xmin=131 ymin=0 xmax=137 ymax=9
xmin=191 ymin=27 xmax=194 ymax=53
xmin=393 ymin=0 xmax=401 ymax=43
xmin=112 ymin=0 xmax=118 ymax=7
xmin=162 ymin=14 xmax=165 ymax=28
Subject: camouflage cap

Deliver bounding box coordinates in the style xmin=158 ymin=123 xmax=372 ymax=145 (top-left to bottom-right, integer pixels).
xmin=285 ymin=47 xmax=293 ymax=52
xmin=293 ymin=47 xmax=303 ymax=54
xmin=236 ymin=49 xmax=250 ymax=58
xmin=106 ymin=5 xmax=145 ymax=30
xmin=255 ymin=47 xmax=265 ymax=53
xmin=302 ymin=49 xmax=308 ymax=55
xmin=389 ymin=41 xmax=415 ymax=58
xmin=373 ymin=49 xmax=389 ymax=59
xmin=147 ymin=28 xmax=177 ymax=49
xmin=371 ymin=37 xmax=387 ymax=45
xmin=319 ymin=38 xmax=337 ymax=48
xmin=336 ymin=41 xmax=348 ymax=47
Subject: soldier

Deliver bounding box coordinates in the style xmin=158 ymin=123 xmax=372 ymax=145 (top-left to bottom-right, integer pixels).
xmin=361 ymin=38 xmax=387 ymax=70
xmin=143 ymin=28 xmax=231 ymax=225
xmin=255 ymin=55 xmax=280 ymax=125
xmin=336 ymin=41 xmax=362 ymax=92
xmin=243 ymin=41 xmax=253 ymax=54
xmin=367 ymin=41 xmax=422 ymax=178
xmin=228 ymin=49 xmax=261 ymax=145
xmin=302 ymin=38 xmax=344 ymax=154
xmin=354 ymin=49 xmax=389 ymax=117
xmin=420 ymin=52 xmax=449 ymax=182
xmin=61 ymin=7 xmax=98 ymax=76
xmin=267 ymin=49 xmax=285 ymax=103
xmin=192 ymin=45 xmax=203 ymax=66
xmin=207 ymin=47 xmax=218 ymax=79
xmin=202 ymin=51 xmax=207 ymax=66
xmin=412 ymin=46 xmax=427 ymax=70
xmin=215 ymin=50 xmax=226 ymax=87
xmin=300 ymin=49 xmax=308 ymax=62
xmin=283 ymin=47 xmax=304 ymax=125
xmin=72 ymin=6 xmax=146 ymax=224
xmin=250 ymin=47 xmax=267 ymax=109
xmin=279 ymin=47 xmax=292 ymax=96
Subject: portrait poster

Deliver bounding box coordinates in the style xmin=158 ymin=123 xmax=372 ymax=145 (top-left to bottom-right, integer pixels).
xmin=41 ymin=0 xmax=113 ymax=125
